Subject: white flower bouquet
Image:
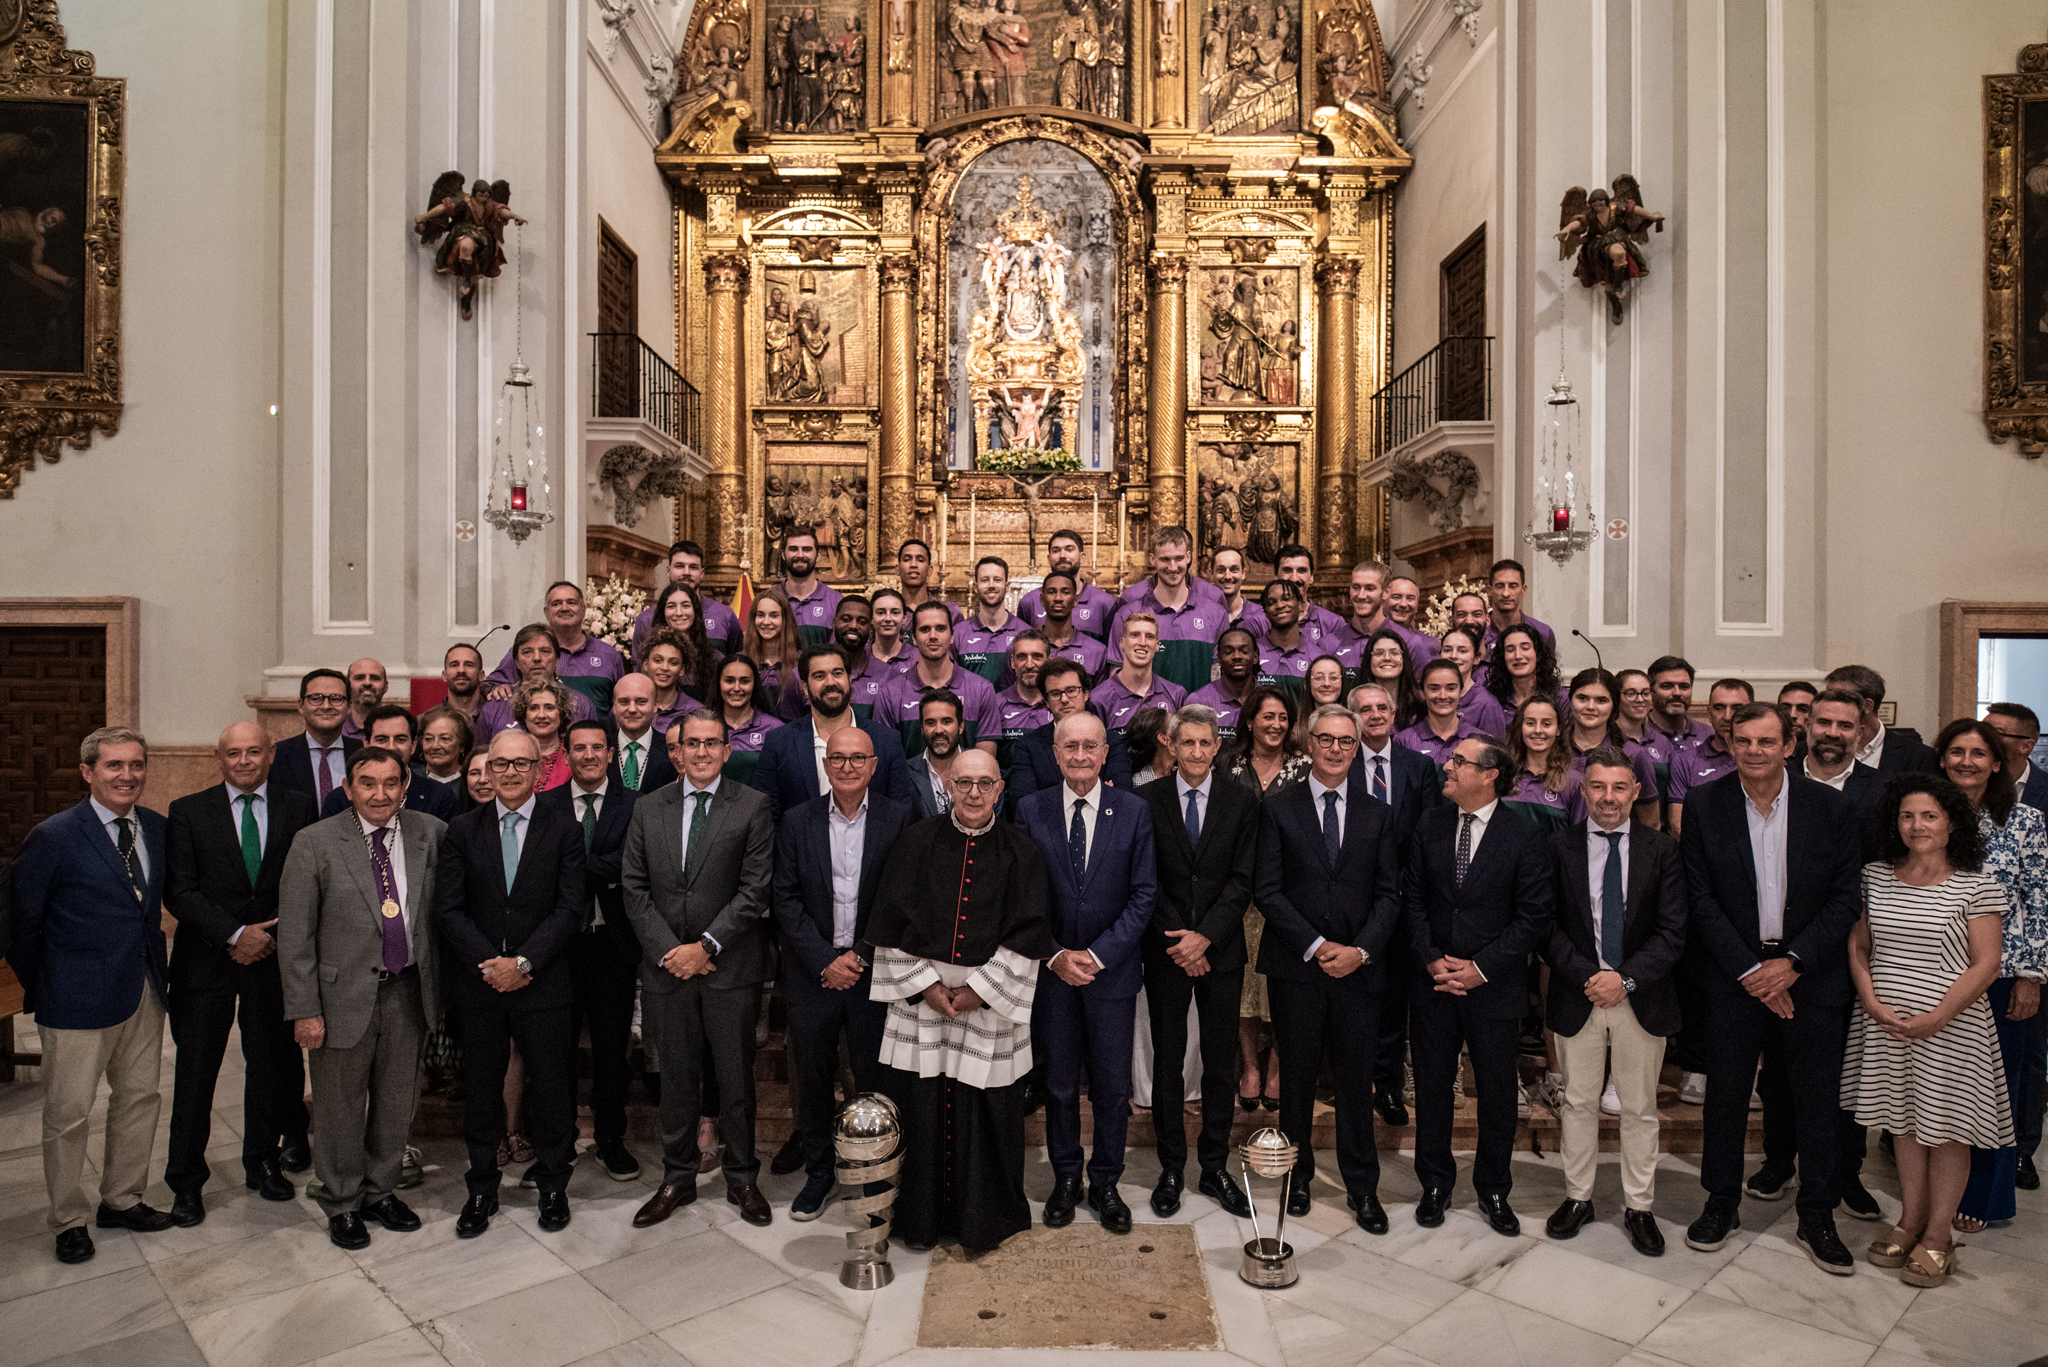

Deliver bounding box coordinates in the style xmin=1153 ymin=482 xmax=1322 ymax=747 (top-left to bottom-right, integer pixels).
xmin=584 ymin=573 xmax=648 ymax=657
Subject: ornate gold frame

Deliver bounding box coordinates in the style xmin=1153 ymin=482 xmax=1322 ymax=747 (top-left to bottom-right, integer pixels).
xmin=0 ymin=1 xmax=124 ymax=498
xmin=1985 ymin=38 xmax=2048 ymax=453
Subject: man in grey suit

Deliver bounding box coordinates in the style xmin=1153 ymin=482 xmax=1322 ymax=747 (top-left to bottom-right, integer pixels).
xmin=623 ymin=712 xmax=776 ymax=1228
xmin=278 ymin=747 xmax=445 ymax=1250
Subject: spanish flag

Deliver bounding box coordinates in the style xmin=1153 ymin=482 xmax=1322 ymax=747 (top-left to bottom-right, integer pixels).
xmin=732 ymin=571 xmax=755 ymax=630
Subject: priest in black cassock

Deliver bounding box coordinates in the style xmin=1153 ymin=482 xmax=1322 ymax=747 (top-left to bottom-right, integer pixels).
xmin=868 ymin=748 xmax=1056 ymax=1253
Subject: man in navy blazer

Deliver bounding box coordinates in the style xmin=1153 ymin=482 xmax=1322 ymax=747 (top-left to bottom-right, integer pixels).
xmin=433 ymin=729 xmax=586 ymax=1238
xmin=8 ymin=727 xmax=175 ymax=1264
xmin=1017 ymin=710 xmax=1157 ymax=1234
xmin=271 ymin=668 xmax=361 ymax=806
xmin=771 ymin=726 xmax=916 ymax=1219
xmin=1005 ymin=657 xmax=1133 ymax=812
xmin=1403 ymin=735 xmax=1556 ymax=1237
xmin=609 ymin=673 xmax=676 ymax=795
xmin=750 ymin=644 xmax=913 ymax=822
xmin=1678 ymin=702 xmax=1863 ymax=1273
xmin=540 ymin=720 xmax=644 ymax=1181
xmin=319 ymin=705 xmax=456 ymax=821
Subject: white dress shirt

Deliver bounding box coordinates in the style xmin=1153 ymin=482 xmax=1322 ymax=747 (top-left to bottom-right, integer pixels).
xmin=1586 ymin=818 xmax=1632 ymax=970
xmin=680 ymin=774 xmax=724 ymax=951
xmin=1745 ymin=781 xmax=1791 ymax=948
xmin=616 ymin=728 xmax=654 ymax=790
xmin=1358 ymin=740 xmax=1394 ymax=803
xmin=1456 ymin=798 xmax=1500 ymax=863
xmin=1302 ymin=775 xmax=1349 ymax=961
xmin=573 ymin=779 xmax=610 ymax=924
xmin=90 ymin=796 xmax=148 ymax=882
xmin=307 ymin=737 xmax=348 ymax=793
xmin=1064 ymin=779 xmax=1103 ymax=866
xmin=925 ymin=758 xmax=952 ymax=812
xmin=1803 ymin=757 xmax=1852 ymax=792
xmin=827 ymin=795 xmax=869 ymax=948
xmin=1854 ymin=721 xmax=1889 ymax=770
xmin=495 ymin=794 xmax=538 ymax=867
xmin=225 ymin=782 xmax=269 ymax=943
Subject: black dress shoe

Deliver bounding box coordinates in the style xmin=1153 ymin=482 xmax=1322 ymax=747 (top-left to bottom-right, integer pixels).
xmin=246 ymin=1159 xmax=294 ymax=1202
xmin=455 ymin=1192 xmax=499 ymax=1239
xmin=360 ymin=1195 xmax=421 ymax=1232
xmin=1545 ymin=1198 xmax=1596 ymax=1240
xmin=642 ymin=1072 xmax=661 ymax=1104
xmin=1150 ymin=1169 xmax=1183 ymax=1218
xmin=1837 ymin=1178 xmax=1882 ymax=1222
xmin=1043 ymin=1175 xmax=1080 ymax=1228
xmin=537 ymin=1189 xmax=571 ymax=1232
xmin=1089 ymin=1185 xmax=1133 ymax=1234
xmin=54 ymin=1228 xmax=95 ymax=1264
xmin=2021 ymin=1154 xmax=2041 ymax=1191
xmin=729 ymin=1183 xmax=773 ymax=1227
xmin=1286 ymin=1181 xmax=1311 ymax=1218
xmin=1477 ymin=1193 xmax=1520 ymax=1237
xmin=279 ymin=1139 xmax=312 ymax=1173
xmin=769 ymin=1133 xmax=806 ymax=1176
xmin=327 ymin=1212 xmax=371 ymax=1250
xmin=1352 ymin=1192 xmax=1389 ymax=1235
xmin=1796 ymin=1219 xmax=1855 ymax=1276
xmin=1374 ymin=1088 xmax=1409 ymax=1128
xmin=1198 ymin=1169 xmax=1252 ymax=1218
xmin=1415 ymin=1188 xmax=1448 ymax=1228
xmin=633 ymin=1181 xmax=697 ymax=1227
xmin=170 ymin=1191 xmax=206 ymax=1227
xmin=95 ymin=1201 xmax=174 ymax=1233
xmin=1744 ymin=1163 xmax=1795 ymax=1201
xmin=1685 ymin=1197 xmax=1740 ymax=1251
xmin=1624 ymin=1208 xmax=1666 ymax=1256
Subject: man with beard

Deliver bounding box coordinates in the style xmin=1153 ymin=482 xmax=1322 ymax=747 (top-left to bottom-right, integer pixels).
xmin=439 ymin=644 xmax=485 ymax=726
xmin=1450 ymin=591 xmax=1490 ymax=637
xmin=1187 ymin=625 xmax=1257 ymax=740
xmin=1032 ymin=571 xmax=1109 ymax=684
xmin=828 ymin=595 xmax=883 ymax=720
xmin=1641 ymin=655 xmax=1715 ymax=807
xmin=751 ymin=644 xmax=914 ymax=824
xmin=958 ymin=556 xmax=1029 ymax=686
xmin=485 ymin=582 xmax=629 ymax=714
xmin=906 ymin=690 xmax=969 ymax=819
xmin=342 ymin=659 xmax=390 ymax=740
xmin=1018 ymin=529 xmax=1119 ymax=641
xmin=1008 ymin=658 xmax=1133 ymax=810
xmin=1208 ymin=547 xmax=1269 ymax=638
xmin=781 ymin=530 xmax=843 ymax=649
xmin=874 ymin=604 xmax=1002 ymax=759
xmin=894 ymin=538 xmax=963 ymax=625
xmin=869 ymin=748 xmax=1057 ymax=1251
xmin=995 ymin=631 xmax=1053 ymax=774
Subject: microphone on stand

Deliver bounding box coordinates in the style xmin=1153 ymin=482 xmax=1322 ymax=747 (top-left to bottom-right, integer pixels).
xmin=1571 ymin=628 xmax=1604 ymax=673
xmin=473 ymin=623 xmax=513 ymax=657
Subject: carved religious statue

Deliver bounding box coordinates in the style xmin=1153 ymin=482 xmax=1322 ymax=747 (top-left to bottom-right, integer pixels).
xmin=414 ymin=173 xmax=527 ymax=320
xmin=1053 ymin=0 xmax=1105 ymax=114
xmin=945 ymin=0 xmax=999 ymax=114
xmin=1556 ymin=174 xmax=1667 ymax=324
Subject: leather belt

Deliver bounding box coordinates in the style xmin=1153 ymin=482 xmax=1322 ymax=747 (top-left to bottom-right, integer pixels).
xmin=374 ymin=964 xmax=419 ymax=983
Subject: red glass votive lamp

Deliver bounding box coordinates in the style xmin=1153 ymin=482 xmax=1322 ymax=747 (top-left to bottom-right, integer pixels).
xmin=1551 ymin=506 xmax=1570 ymax=533
xmin=510 ymin=483 xmax=528 ymax=511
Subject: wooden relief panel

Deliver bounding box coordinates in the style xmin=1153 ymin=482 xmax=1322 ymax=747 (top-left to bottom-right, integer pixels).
xmin=765 ymin=441 xmax=872 ymax=578
xmin=1196 ymin=0 xmax=1299 ymax=136
xmin=1194 ymin=440 xmax=1299 ymax=578
xmin=761 ymin=265 xmax=871 ymax=406
xmin=764 ymin=1 xmax=868 ymax=133
xmin=1196 ymin=264 xmax=1300 ymax=406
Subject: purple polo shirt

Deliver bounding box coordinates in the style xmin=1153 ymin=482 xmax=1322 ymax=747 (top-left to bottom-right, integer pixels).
xmin=900 ymin=593 xmax=965 ymax=626
xmin=1185 ymin=681 xmax=1251 ymax=738
xmin=1089 ymin=672 xmax=1188 ymax=732
xmin=1643 ymin=716 xmax=1716 ymax=801
xmin=784 ymin=581 xmax=845 ymax=647
xmin=1043 ymin=630 xmax=1109 ymax=683
xmin=727 ymin=711 xmax=782 ymax=752
xmin=1394 ymin=717 xmax=1480 ymax=767
xmin=632 ymin=596 xmax=745 ymax=659
xmin=1509 ymin=767 xmax=1579 ymax=818
xmin=1120 ymin=575 xmax=1225 ymax=607
xmin=1253 ymin=634 xmax=1314 ymax=690
xmin=1219 ymin=599 xmax=1271 ymax=639
xmin=956 ymin=611 xmax=1030 ymax=685
xmin=1458 ymin=686 xmax=1511 ymax=740
xmin=1300 ymin=603 xmax=1350 ymax=648
xmin=995 ymin=686 xmax=1053 ymax=743
xmin=849 ymin=649 xmax=916 ymax=716
xmin=1480 ymin=613 xmax=1556 ymax=659
xmin=1668 ymin=737 xmax=1735 ymax=804
xmin=1106 ymin=588 xmax=1226 ymax=695
xmin=874 ymin=663 xmax=1003 ymax=750
xmin=1018 ymin=582 xmax=1120 ymax=643
xmin=488 ymin=635 xmax=626 ymax=689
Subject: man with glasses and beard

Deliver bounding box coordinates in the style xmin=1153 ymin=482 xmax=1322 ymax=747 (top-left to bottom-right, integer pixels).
xmin=752 ymin=644 xmax=914 ymax=823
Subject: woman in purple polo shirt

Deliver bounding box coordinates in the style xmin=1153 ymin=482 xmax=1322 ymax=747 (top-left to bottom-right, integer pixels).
xmin=1561 ymin=667 xmax=1663 ymax=829
xmin=744 ymin=589 xmax=804 ymax=719
xmin=714 ymin=654 xmax=783 ymax=787
xmin=647 ymin=583 xmax=721 ymax=702
xmin=1502 ymin=696 xmax=1578 ymax=834
xmin=1480 ymin=624 xmax=1561 ymax=739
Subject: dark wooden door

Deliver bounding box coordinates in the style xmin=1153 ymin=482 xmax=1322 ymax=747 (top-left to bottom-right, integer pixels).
xmin=596 ymin=222 xmax=639 ymax=418
xmin=1439 ymin=226 xmax=1486 ymax=421
xmin=0 ymin=626 xmax=106 ymax=856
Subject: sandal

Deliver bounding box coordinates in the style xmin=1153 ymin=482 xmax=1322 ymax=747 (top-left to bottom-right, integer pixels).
xmin=1900 ymin=1242 xmax=1959 ymax=1288
xmin=1950 ymin=1214 xmax=1986 ymax=1234
xmin=1867 ymin=1225 xmax=1916 ymax=1269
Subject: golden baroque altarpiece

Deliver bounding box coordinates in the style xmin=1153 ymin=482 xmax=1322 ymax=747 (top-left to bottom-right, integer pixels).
xmin=658 ymin=0 xmax=1406 ymax=595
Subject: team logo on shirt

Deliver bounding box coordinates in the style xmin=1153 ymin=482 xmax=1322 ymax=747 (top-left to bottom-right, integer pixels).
xmin=1192 ymin=617 xmax=1206 ymax=630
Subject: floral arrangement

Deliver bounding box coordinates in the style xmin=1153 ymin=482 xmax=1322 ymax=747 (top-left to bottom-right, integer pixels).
xmin=584 ymin=573 xmax=648 ymax=657
xmin=981 ymin=444 xmax=1080 ymax=474
xmin=1418 ymin=573 xmax=1485 ymax=641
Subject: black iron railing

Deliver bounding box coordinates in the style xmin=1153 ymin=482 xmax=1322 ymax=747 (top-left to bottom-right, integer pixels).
xmin=590 ymin=332 xmax=700 ymax=453
xmin=1370 ymin=335 xmax=1493 ymax=459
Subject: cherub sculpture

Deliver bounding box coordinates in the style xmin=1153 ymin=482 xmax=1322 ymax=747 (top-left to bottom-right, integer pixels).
xmin=1556 ymin=174 xmax=1665 ymax=324
xmin=415 ymin=173 xmax=527 ymax=320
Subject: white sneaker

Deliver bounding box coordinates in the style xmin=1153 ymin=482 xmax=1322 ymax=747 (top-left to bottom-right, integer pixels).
xmin=1678 ymin=1072 xmax=1707 ymax=1105
xmin=1600 ymin=1081 xmax=1622 ymax=1115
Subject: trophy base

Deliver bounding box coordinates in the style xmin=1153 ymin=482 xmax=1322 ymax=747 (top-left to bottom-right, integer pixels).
xmin=840 ymin=1256 xmax=895 ymax=1290
xmin=1239 ymin=1237 xmax=1298 ymax=1288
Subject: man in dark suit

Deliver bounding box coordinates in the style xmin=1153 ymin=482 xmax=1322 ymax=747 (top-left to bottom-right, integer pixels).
xmin=1985 ymin=702 xmax=2048 ymax=815
xmin=1542 ymin=747 xmax=1687 ymax=1256
xmin=1018 ymin=710 xmax=1158 ymax=1234
xmin=904 ymin=688 xmax=971 ymax=818
xmin=272 ymin=668 xmax=361 ymax=806
xmin=1403 ymin=735 xmax=1555 ymax=1236
xmin=1984 ymin=701 xmax=2048 ymax=1187
xmin=623 ymin=712 xmax=778 ymax=1228
xmin=1821 ymin=664 xmax=1935 ymax=780
xmin=1679 ymin=701 xmax=1862 ymax=1274
xmin=750 ymin=644 xmax=914 ymax=821
xmin=1006 ymin=657 xmax=1133 ymax=811
xmin=434 ymin=728 xmax=585 ymax=1237
xmin=1255 ymin=702 xmax=1406 ymax=1233
xmin=320 ymin=705 xmax=457 ymax=820
xmin=771 ymin=725 xmax=915 ymax=1219
xmin=610 ymin=672 xmax=677 ymax=795
xmin=9 ymin=727 xmax=174 ymax=1264
xmin=1348 ymin=680 xmax=1446 ymax=1128
xmin=1139 ymin=703 xmax=1258 ymax=1220
xmin=162 ymin=722 xmax=319 ymax=1225
xmin=540 ymin=719 xmax=643 ymax=1181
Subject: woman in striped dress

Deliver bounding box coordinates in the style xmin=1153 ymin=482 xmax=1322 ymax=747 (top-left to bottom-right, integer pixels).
xmin=1844 ymin=772 xmax=2012 ymax=1288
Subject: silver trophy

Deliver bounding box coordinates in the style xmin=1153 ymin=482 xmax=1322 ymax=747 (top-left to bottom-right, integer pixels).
xmin=833 ymin=1092 xmax=902 ymax=1290
xmin=1238 ymin=1126 xmax=1301 ymax=1287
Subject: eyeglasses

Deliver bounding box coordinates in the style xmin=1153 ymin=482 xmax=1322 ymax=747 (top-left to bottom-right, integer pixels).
xmin=302 ymin=693 xmax=348 ymax=706
xmin=1045 ymin=685 xmax=1086 ymax=701
xmin=823 ymin=754 xmax=874 ymax=769
xmin=487 ymin=758 xmax=538 ymax=773
xmin=1308 ymin=732 xmax=1359 ymax=750
xmin=949 ymin=777 xmax=1000 ymax=794
xmin=678 ymin=737 xmax=726 ymax=752
xmin=1444 ymin=755 xmax=1492 ymax=771
xmin=1056 ymin=741 xmax=1105 ymax=755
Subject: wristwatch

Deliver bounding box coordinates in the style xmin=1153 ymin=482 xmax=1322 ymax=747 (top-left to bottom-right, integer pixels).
xmin=515 ymin=955 xmax=533 ymax=977
xmin=699 ymin=933 xmax=720 ymax=957
xmin=1621 ymin=976 xmax=1637 ymax=995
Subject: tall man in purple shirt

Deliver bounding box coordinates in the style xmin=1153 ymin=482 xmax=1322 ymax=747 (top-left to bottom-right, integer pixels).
xmin=873 ymin=603 xmax=1002 ymax=758
xmin=1034 ymin=570 xmax=1110 ymax=683
xmin=958 ymin=556 xmax=1029 ymax=685
xmin=1091 ymin=613 xmax=1188 ymax=734
xmin=487 ymin=581 xmax=627 ymax=712
xmin=1107 ymin=527 xmax=1226 ymax=695
xmin=632 ymin=541 xmax=743 ymax=658
xmin=1017 ymin=529 xmax=1119 ymax=642
xmin=1187 ymin=626 xmax=1258 ymax=740
xmin=780 ymin=530 xmax=843 ymax=649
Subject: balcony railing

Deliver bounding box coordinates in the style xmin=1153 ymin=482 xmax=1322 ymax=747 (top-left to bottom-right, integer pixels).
xmin=590 ymin=332 xmax=699 ymax=453
xmin=1369 ymin=335 xmax=1493 ymax=459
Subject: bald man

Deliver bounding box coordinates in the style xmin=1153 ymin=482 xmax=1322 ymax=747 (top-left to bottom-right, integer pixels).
xmin=342 ymin=658 xmax=390 ymax=740
xmin=162 ymin=723 xmax=323 ymax=1223
xmin=610 ymin=673 xmax=676 ymax=794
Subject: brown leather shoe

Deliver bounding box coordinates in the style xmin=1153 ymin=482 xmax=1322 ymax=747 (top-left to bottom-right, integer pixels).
xmin=1545 ymin=1198 xmax=1596 ymax=1240
xmin=1625 ymin=1207 xmax=1666 ymax=1256
xmin=728 ymin=1183 xmax=772 ymax=1226
xmin=633 ymin=1181 xmax=698 ymax=1228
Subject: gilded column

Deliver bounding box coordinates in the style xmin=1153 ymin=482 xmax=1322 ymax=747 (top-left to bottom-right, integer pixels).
xmin=1151 ymin=0 xmax=1184 ymax=129
xmin=1314 ymin=255 xmax=1361 ymax=571
xmin=879 ymin=254 xmax=917 ymax=558
xmin=882 ymin=0 xmax=915 ymax=126
xmin=704 ymin=251 xmax=750 ymax=575
xmin=1148 ymin=256 xmax=1191 ymax=535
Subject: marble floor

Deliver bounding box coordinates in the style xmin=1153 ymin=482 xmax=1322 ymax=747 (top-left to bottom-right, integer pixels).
xmin=2 ymin=1021 xmax=2046 ymax=1367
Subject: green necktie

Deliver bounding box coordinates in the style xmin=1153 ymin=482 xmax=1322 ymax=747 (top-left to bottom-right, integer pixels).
xmin=685 ymin=789 xmax=711 ymax=871
xmin=623 ymin=741 xmax=641 ymax=790
xmin=581 ymin=793 xmax=598 ymax=851
xmin=239 ymin=793 xmax=262 ymax=885
xmin=502 ymin=810 xmax=521 ymax=892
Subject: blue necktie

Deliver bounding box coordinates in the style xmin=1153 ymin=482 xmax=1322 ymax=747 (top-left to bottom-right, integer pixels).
xmin=1322 ymin=791 xmax=1341 ymax=866
xmin=501 ymin=810 xmax=521 ymax=892
xmin=1069 ymin=797 xmax=1088 ymax=883
xmin=1600 ymin=831 xmax=1626 ymax=970
xmin=1184 ymin=787 xmax=1202 ymax=845
xmin=1370 ymin=755 xmax=1388 ymax=804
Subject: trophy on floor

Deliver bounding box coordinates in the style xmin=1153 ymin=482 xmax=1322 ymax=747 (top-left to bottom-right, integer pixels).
xmin=1238 ymin=1126 xmax=1300 ymax=1288
xmin=834 ymin=1092 xmax=902 ymax=1290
